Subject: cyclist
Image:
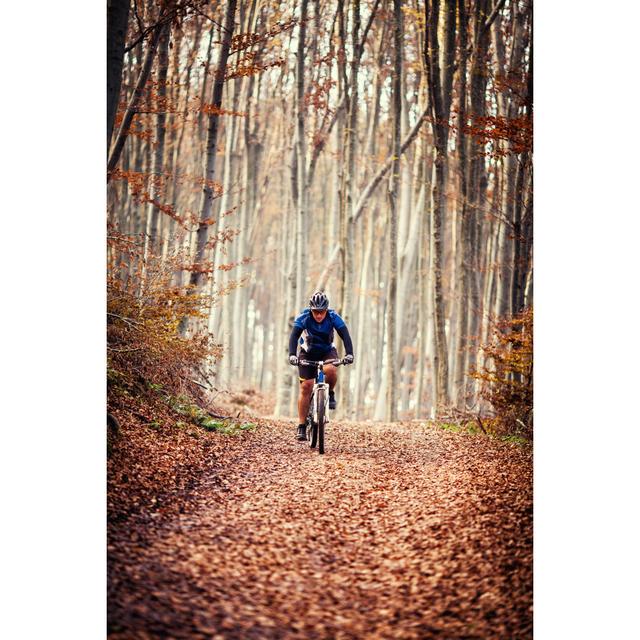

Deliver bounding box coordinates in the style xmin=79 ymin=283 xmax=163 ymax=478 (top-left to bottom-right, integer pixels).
xmin=288 ymin=291 xmax=354 ymax=441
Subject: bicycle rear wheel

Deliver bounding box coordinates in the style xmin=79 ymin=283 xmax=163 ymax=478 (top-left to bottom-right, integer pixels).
xmin=317 ymin=388 xmax=326 ymax=454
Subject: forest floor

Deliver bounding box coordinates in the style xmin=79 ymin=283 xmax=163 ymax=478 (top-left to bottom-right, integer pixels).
xmin=108 ymin=390 xmax=532 ymax=639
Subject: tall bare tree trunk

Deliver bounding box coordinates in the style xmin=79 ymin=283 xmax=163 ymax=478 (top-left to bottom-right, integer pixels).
xmin=339 ymin=0 xmax=360 ymax=319
xmin=107 ymin=0 xmax=131 ymax=152
xmin=424 ymin=0 xmax=455 ymax=409
xmin=353 ymin=212 xmax=374 ymax=415
xmin=108 ymin=19 xmax=165 ymax=177
xmin=464 ymin=0 xmax=490 ymax=404
xmin=295 ymin=0 xmax=309 ymax=308
xmin=453 ymin=0 xmax=469 ymax=408
xmin=209 ymin=78 xmax=242 ymax=337
xmin=146 ymin=22 xmax=171 ymax=254
xmin=197 ymin=27 xmax=216 ymax=143
xmin=386 ymin=0 xmax=402 ymax=422
xmin=187 ymin=0 xmax=237 ymax=295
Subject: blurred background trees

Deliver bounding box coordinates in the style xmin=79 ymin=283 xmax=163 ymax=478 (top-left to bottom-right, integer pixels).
xmin=107 ymin=0 xmax=533 ymax=429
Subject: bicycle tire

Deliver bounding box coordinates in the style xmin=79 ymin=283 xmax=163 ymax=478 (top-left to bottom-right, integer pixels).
xmin=317 ymin=388 xmax=325 ymax=454
xmin=308 ymin=392 xmax=317 ymax=448
xmin=309 ymin=418 xmax=318 ymax=449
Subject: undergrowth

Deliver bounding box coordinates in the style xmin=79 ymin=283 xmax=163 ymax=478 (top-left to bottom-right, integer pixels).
xmin=107 ymin=226 xmax=254 ymax=442
xmin=434 ymin=420 xmax=529 ymax=446
xmin=165 ymin=390 xmax=256 ymax=435
xmin=472 ymin=307 xmax=533 ymax=439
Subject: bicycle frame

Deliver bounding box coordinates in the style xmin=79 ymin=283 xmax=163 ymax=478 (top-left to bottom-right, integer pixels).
xmin=297 ymin=358 xmax=345 ymax=453
xmin=310 ymin=366 xmax=329 ymax=427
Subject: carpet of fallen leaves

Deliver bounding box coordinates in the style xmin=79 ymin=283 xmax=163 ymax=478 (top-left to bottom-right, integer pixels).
xmin=108 ymin=406 xmax=532 ymax=639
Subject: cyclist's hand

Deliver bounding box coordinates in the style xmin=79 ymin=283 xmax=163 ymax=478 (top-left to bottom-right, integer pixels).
xmin=344 ymin=354 xmax=354 ymax=365
xmin=289 ymin=355 xmax=299 ymax=366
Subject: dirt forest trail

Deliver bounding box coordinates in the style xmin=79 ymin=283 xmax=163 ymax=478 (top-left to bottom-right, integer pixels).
xmin=108 ymin=418 xmax=532 ymax=639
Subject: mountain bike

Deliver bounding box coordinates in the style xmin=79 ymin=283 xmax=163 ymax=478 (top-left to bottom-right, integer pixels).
xmin=297 ymin=358 xmax=347 ymax=455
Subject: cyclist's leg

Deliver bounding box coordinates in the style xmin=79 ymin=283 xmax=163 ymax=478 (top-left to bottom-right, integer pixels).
xmin=298 ymin=378 xmax=314 ymax=424
xmin=297 ymin=353 xmax=316 ymax=424
xmin=324 ymin=365 xmax=337 ymax=391
xmin=324 ymin=347 xmax=340 ymax=392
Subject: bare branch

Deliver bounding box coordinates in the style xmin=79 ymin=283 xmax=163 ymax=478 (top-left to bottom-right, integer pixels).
xmin=107 ymin=312 xmax=143 ymax=327
xmin=353 ymin=102 xmax=430 ymax=224
xmin=314 ymin=244 xmax=341 ymax=291
xmin=132 ymin=0 xmax=144 ymax=35
xmin=306 ymin=93 xmax=346 ymax=186
xmin=124 ymin=14 xmax=172 ymax=54
xmin=357 ymin=0 xmax=382 ymax=62
xmin=481 ymin=0 xmax=507 ymax=36
xmin=191 ymin=5 xmax=229 ymax=33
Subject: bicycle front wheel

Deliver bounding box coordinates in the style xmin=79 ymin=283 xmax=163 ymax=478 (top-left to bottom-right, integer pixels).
xmin=309 ymin=417 xmax=318 ymax=449
xmin=317 ymin=388 xmax=326 ymax=454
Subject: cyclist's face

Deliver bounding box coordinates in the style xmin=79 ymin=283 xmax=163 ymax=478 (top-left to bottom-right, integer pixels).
xmin=311 ymin=309 xmax=327 ymax=322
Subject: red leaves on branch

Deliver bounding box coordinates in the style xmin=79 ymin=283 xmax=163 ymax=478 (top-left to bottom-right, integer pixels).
xmin=462 ymin=114 xmax=533 ymax=157
xmin=198 ymin=103 xmax=247 ymax=117
xmin=226 ymin=51 xmax=285 ymax=80
xmin=109 ymin=170 xmax=228 ymax=229
xmin=205 ymin=226 xmax=241 ymax=248
xmin=304 ymin=77 xmax=336 ymax=111
xmin=229 ymin=18 xmax=299 ymax=55
xmin=217 ymin=256 xmax=255 ymax=271
xmin=314 ymin=47 xmax=336 ymax=66
xmin=195 ymin=176 xmax=224 ymax=196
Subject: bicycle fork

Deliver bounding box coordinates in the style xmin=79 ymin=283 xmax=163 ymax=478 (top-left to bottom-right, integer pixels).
xmin=313 ymin=382 xmax=329 ymax=423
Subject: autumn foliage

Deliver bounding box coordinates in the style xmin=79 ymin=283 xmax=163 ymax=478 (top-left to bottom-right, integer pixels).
xmin=107 ymin=230 xmax=223 ymax=409
xmin=473 ymin=307 xmax=533 ymax=438
xmin=109 ymin=418 xmax=533 ymax=638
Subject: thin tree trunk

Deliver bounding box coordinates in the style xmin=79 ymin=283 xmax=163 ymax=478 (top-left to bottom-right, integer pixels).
xmin=424 ymin=0 xmax=454 ymax=409
xmin=186 ymin=0 xmax=237 ymax=295
xmin=197 ymin=27 xmax=216 ymax=143
xmin=108 ymin=19 xmax=165 ymax=177
xmin=353 ymin=211 xmax=374 ymax=415
xmin=146 ymin=22 xmax=171 ymax=254
xmin=107 ymin=0 xmax=131 ymax=152
xmin=295 ymin=0 xmax=309 ymax=308
xmin=465 ymin=0 xmax=490 ymax=403
xmin=453 ymin=0 xmax=469 ymax=408
xmin=386 ymin=0 xmax=402 ymax=422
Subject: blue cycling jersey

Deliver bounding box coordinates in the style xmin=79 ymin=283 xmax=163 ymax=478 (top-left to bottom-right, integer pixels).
xmin=293 ymin=308 xmax=346 ymax=357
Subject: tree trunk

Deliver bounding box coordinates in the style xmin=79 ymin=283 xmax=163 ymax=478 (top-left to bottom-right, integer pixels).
xmin=146 ymin=22 xmax=171 ymax=254
xmin=386 ymin=0 xmax=402 ymax=422
xmin=353 ymin=211 xmax=374 ymax=415
xmin=295 ymin=0 xmax=309 ymax=308
xmin=187 ymin=0 xmax=237 ymax=295
xmin=107 ymin=0 xmax=131 ymax=153
xmin=452 ymin=0 xmax=469 ymax=408
xmin=423 ymin=0 xmax=454 ymax=409
xmin=108 ymin=18 xmax=165 ymax=177
xmin=197 ymin=27 xmax=216 ymax=143
xmin=464 ymin=0 xmax=490 ymax=404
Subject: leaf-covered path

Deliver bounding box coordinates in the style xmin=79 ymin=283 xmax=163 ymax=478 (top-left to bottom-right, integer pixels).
xmin=108 ymin=419 xmax=532 ymax=639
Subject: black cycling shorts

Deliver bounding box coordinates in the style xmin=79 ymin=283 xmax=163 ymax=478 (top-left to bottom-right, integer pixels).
xmin=298 ymin=347 xmax=339 ymax=381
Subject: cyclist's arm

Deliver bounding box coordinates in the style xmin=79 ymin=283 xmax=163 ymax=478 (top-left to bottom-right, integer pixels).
xmin=289 ymin=325 xmax=303 ymax=356
xmin=336 ymin=325 xmax=353 ymax=356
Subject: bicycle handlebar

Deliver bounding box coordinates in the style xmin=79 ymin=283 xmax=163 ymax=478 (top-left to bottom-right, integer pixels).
xmin=295 ymin=358 xmax=347 ymax=367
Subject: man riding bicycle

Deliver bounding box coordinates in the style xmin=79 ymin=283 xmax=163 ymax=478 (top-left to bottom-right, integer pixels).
xmin=288 ymin=291 xmax=354 ymax=441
